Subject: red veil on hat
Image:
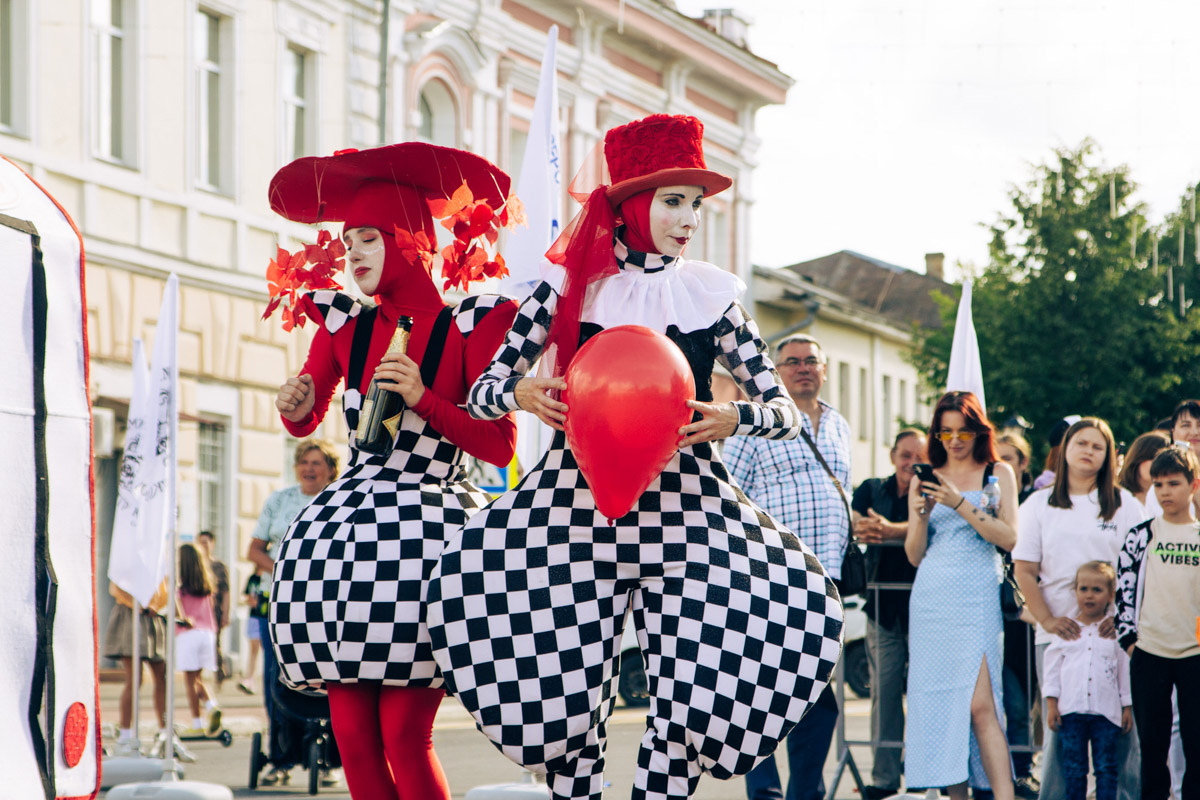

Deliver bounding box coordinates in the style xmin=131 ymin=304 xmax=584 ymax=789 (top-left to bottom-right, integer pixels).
xmin=263 ymin=143 xmax=523 ymax=329
xmin=542 ymin=114 xmax=732 ymax=378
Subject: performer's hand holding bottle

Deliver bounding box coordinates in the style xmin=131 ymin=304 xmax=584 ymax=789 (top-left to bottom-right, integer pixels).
xmin=372 ymin=352 xmax=425 ymax=406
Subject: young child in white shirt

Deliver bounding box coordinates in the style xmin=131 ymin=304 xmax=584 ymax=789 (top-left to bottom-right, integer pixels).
xmin=1043 ymin=560 xmax=1132 ymax=800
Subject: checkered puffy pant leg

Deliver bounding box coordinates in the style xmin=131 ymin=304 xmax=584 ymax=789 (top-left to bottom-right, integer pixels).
xmin=271 ymin=469 xmax=488 ymax=690
xmin=428 ymin=469 xmax=844 ymax=800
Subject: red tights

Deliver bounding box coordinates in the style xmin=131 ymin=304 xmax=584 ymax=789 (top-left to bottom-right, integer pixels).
xmin=326 ymin=683 xmax=449 ymax=800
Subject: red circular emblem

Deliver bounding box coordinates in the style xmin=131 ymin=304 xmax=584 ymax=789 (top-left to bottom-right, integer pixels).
xmin=62 ymin=702 xmax=88 ymax=768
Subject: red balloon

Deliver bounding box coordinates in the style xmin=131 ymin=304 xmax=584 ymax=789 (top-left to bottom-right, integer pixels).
xmin=564 ymin=325 xmax=696 ymax=521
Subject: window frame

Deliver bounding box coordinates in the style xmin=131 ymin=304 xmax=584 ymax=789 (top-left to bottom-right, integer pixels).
xmin=415 ymin=79 xmax=459 ymax=148
xmin=882 ymin=374 xmax=893 ymax=444
xmin=196 ymin=420 xmax=228 ymax=540
xmin=280 ymin=42 xmax=317 ymax=162
xmin=837 ymin=361 xmax=851 ymax=420
xmin=193 ymin=5 xmax=235 ymax=195
xmin=858 ymin=366 xmax=869 ymax=441
xmin=0 ymin=0 xmax=31 ymax=139
xmin=90 ymin=0 xmax=139 ymax=166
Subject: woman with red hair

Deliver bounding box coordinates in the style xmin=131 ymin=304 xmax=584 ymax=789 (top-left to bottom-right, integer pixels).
xmin=905 ymin=391 xmax=1019 ymax=799
xmin=427 ymin=114 xmax=844 ymax=800
xmin=265 ymin=143 xmax=519 ymax=799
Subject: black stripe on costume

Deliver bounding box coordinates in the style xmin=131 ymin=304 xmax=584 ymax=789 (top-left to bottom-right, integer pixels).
xmin=346 ymin=305 xmax=379 ymax=394
xmin=2 ymin=213 xmax=57 ymax=800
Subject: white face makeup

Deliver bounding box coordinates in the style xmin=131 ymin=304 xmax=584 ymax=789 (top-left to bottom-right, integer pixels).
xmin=649 ymin=185 xmax=704 ymax=257
xmin=344 ymin=226 xmax=386 ymax=296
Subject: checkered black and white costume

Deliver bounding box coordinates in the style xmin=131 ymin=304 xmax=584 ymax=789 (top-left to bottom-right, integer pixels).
xmin=427 ymin=248 xmax=845 ymax=800
xmin=270 ymin=290 xmax=516 ymax=690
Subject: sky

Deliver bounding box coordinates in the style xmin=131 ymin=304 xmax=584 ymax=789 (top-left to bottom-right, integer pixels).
xmin=673 ymin=0 xmax=1200 ymax=277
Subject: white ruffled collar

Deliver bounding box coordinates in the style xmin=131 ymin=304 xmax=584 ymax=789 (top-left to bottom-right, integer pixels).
xmin=541 ymin=237 xmax=745 ymax=334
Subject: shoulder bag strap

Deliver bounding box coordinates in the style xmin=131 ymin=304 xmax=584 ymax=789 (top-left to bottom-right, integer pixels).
xmin=800 ymin=428 xmax=853 ymax=533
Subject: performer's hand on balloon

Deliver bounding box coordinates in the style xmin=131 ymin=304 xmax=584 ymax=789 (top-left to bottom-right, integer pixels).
xmin=515 ymin=376 xmax=568 ymax=430
xmin=677 ymin=400 xmax=738 ymax=448
xmin=374 ymin=353 xmax=425 ymax=407
xmin=276 ymin=374 xmax=316 ymax=422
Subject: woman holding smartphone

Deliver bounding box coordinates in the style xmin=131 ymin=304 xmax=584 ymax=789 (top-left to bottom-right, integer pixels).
xmin=905 ymin=391 xmax=1019 ymax=800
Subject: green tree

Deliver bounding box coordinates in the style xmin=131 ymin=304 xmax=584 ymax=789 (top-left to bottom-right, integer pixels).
xmin=910 ymin=141 xmax=1200 ymax=449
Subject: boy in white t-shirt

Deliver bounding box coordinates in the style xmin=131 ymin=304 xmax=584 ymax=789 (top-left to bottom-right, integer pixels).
xmin=1116 ymin=445 xmax=1200 ymax=800
xmin=1043 ymin=561 xmax=1132 ymax=800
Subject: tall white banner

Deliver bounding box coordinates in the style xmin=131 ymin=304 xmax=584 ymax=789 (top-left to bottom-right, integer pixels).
xmin=108 ymin=274 xmax=179 ymax=607
xmin=502 ymin=26 xmax=562 ymax=470
xmin=502 ymin=24 xmax=562 ymax=297
xmin=946 ymin=278 xmax=987 ymax=414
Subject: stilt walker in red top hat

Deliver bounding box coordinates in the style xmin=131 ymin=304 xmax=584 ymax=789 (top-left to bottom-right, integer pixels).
xmin=265 ymin=143 xmax=521 ymax=800
xmin=427 ymin=114 xmax=846 ymax=800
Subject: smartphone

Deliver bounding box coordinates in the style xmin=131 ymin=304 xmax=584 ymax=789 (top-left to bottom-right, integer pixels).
xmin=912 ymin=463 xmax=940 ymax=486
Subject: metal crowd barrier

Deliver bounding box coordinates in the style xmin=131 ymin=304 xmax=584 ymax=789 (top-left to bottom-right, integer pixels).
xmin=826 ymin=540 xmax=1040 ymax=800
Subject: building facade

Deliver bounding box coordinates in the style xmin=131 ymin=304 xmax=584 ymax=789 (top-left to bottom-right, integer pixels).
xmin=749 ymin=251 xmax=947 ymax=484
xmin=1 ymin=0 xmax=791 ymax=664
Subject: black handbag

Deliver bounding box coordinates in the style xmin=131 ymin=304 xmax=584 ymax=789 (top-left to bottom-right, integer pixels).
xmin=799 ymin=429 xmax=866 ymax=596
xmin=979 ymin=462 xmax=1025 ymax=621
xmin=999 ymin=552 xmax=1025 ymax=622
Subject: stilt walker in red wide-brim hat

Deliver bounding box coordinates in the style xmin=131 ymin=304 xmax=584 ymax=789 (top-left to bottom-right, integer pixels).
xmin=426 ymin=114 xmax=845 ymax=800
xmin=261 ymin=142 xmax=523 ymax=800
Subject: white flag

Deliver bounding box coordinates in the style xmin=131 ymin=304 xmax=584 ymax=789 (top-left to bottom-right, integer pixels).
xmin=502 ymin=26 xmax=562 ymax=470
xmin=946 ymin=278 xmax=986 ymax=414
xmin=502 ymin=24 xmax=562 ymax=297
xmin=108 ymin=274 xmax=179 ymax=607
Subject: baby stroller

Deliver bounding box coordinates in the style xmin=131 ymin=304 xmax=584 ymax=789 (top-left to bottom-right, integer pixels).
xmin=248 ymin=679 xmax=340 ymax=795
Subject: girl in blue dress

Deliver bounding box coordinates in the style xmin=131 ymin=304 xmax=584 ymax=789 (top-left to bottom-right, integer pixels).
xmin=905 ymin=391 xmax=1019 ymax=799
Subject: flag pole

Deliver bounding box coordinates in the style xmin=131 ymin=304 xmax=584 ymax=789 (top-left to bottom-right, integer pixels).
xmin=160 ymin=276 xmax=180 ymax=782
xmin=130 ymin=599 xmax=142 ymax=750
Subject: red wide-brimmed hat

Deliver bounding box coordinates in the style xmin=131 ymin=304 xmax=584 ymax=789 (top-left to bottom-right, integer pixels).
xmin=268 ymin=142 xmax=511 ymax=224
xmin=603 ymin=114 xmax=732 ymax=207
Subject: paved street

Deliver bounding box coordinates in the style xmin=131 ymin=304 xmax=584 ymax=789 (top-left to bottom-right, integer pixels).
xmin=98 ymin=674 xmax=877 ymax=799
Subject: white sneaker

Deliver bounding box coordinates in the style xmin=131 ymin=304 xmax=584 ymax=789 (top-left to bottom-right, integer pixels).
xmin=113 ymin=740 xmax=141 ymax=758
xmin=320 ymin=768 xmax=343 ymax=787
xmin=261 ymin=766 xmax=290 ymax=785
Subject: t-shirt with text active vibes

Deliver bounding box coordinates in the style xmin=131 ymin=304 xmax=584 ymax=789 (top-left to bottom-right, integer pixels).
xmin=1137 ymin=518 xmax=1200 ymax=659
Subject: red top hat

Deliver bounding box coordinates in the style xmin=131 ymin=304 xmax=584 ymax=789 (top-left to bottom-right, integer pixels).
xmin=604 ymin=114 xmax=732 ymax=207
xmin=267 ymin=142 xmax=511 ymax=227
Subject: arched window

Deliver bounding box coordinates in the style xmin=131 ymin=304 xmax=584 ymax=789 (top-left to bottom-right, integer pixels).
xmin=415 ymin=79 xmax=457 ymax=147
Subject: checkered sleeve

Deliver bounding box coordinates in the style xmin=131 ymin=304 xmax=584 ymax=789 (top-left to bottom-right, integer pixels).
xmin=720 ymin=434 xmax=759 ymax=495
xmin=715 ymin=301 xmax=801 ymax=439
xmin=466 ymin=280 xmax=558 ymax=420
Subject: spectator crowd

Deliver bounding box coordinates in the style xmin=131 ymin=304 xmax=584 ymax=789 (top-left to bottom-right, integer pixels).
xmin=736 ymin=334 xmax=1196 ymax=800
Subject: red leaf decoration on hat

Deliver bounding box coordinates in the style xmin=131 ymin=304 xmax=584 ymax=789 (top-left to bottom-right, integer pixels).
xmin=393 ymin=225 xmax=436 ymax=275
xmin=497 ymin=195 xmax=527 ymax=229
xmin=429 ymin=180 xmax=525 ymax=291
xmin=263 ymin=232 xmax=344 ymax=332
xmin=427 ymin=182 xmax=474 ymax=221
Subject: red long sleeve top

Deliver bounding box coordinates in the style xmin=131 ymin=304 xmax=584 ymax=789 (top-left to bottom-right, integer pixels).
xmin=283 ymin=292 xmax=517 ymax=467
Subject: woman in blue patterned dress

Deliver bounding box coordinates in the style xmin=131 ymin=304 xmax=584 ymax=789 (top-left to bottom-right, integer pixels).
xmin=905 ymin=390 xmax=1019 ymax=799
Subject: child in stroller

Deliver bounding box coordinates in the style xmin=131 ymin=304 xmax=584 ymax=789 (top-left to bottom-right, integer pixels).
xmin=248 ymin=678 xmax=342 ymax=795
